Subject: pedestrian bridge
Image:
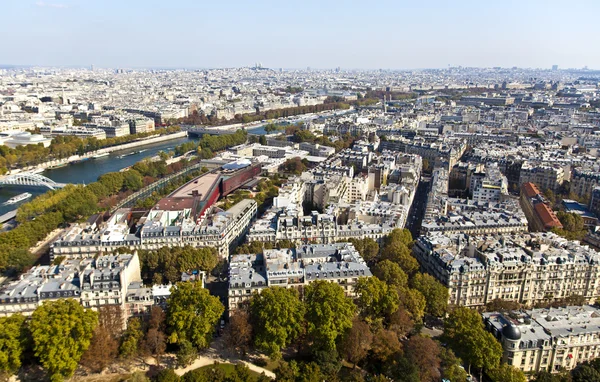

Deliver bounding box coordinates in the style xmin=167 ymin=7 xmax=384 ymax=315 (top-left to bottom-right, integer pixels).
xmin=0 ymin=173 xmax=67 ymax=190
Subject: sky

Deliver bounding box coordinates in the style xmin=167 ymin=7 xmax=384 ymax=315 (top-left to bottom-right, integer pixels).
xmin=1 ymin=0 xmax=599 ymax=70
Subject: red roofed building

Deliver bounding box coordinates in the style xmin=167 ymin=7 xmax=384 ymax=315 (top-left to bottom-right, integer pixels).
xmin=520 ymin=182 xmax=563 ymax=232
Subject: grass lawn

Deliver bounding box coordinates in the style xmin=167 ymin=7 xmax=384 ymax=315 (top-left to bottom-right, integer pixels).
xmin=259 ymin=358 xmax=282 ymax=372
xmin=195 ymin=363 xmax=263 ymax=380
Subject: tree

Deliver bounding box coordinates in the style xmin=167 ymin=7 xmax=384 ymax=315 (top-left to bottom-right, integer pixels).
xmin=488 ymin=364 xmax=527 ymax=382
xmin=155 ymin=368 xmax=181 ymax=382
xmin=176 ymin=340 xmax=197 ymax=368
xmin=372 ymin=260 xmax=408 ymax=288
xmin=485 ymin=299 xmax=520 ymax=312
xmin=387 ymin=308 xmax=414 ymax=339
xmin=167 ymin=282 xmax=224 ymax=350
xmin=30 ymin=300 xmax=98 ymax=382
xmin=250 ymin=287 xmax=305 ymax=359
xmin=340 ymin=318 xmax=373 ymax=367
xmin=80 ymin=325 xmax=119 ymax=372
xmin=305 ymin=281 xmax=355 ymax=352
xmin=532 ymin=370 xmax=571 ymax=382
xmin=572 ymin=364 xmax=600 ymax=382
xmin=370 ymin=328 xmax=402 ymax=364
xmin=556 ymin=211 xmax=584 ymax=232
xmin=144 ymin=328 xmax=167 ymax=366
xmin=379 ymin=241 xmax=419 ymax=276
xmin=385 ymin=228 xmax=413 ymax=247
xmin=354 ymin=277 xmax=399 ymax=323
xmin=56 ymin=186 xmax=99 ymax=221
xmin=0 ymin=314 xmax=28 ymax=374
xmin=348 ymin=238 xmax=379 ymax=264
xmin=444 ymin=307 xmax=502 ymax=376
xmin=120 ymin=317 xmax=144 ymax=360
xmin=404 ymin=335 xmax=441 ymax=382
xmin=223 ymin=310 xmax=252 ymax=357
xmin=98 ymin=172 xmax=125 ymax=194
xmin=123 ymin=169 xmax=144 ymax=191
xmin=228 ymin=362 xmax=254 ymax=382
xmin=440 ymin=347 xmax=468 ymax=382
xmin=397 ymin=287 xmax=426 ymax=322
xmin=410 ymin=273 xmax=448 ymax=317
xmin=385 ymin=356 xmax=420 ymax=382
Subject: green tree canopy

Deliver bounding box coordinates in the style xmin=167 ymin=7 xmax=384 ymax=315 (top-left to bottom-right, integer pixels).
xmin=0 ymin=314 xmax=28 ymax=374
xmin=354 ymin=277 xmax=399 ymax=323
xmin=305 ymin=281 xmax=355 ymax=352
xmin=372 ymin=260 xmax=408 ymax=288
xmin=167 ymin=282 xmax=224 ymax=350
xmin=249 ymin=287 xmax=305 ymax=359
xmin=444 ymin=307 xmax=502 ymax=375
xmin=30 ymin=299 xmax=98 ymax=382
xmin=98 ymin=172 xmax=125 ymax=194
xmin=397 ymin=287 xmax=426 ymax=322
xmin=348 ymin=238 xmax=379 ymax=264
xmin=123 ymin=169 xmax=144 ymax=191
xmin=488 ymin=363 xmax=527 ymax=382
xmin=410 ymin=273 xmax=449 ymax=317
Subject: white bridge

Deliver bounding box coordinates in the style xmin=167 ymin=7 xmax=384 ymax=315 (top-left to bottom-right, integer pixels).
xmin=0 ymin=173 xmax=67 ymax=190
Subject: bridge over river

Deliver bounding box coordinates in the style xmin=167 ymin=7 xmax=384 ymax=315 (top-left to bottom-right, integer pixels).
xmin=0 ymin=173 xmax=67 ymax=190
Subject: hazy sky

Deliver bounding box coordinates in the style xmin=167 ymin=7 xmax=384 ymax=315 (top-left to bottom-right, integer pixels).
xmin=2 ymin=0 xmax=599 ymax=69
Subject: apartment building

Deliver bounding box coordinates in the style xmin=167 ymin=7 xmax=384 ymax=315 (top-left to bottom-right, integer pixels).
xmin=50 ymin=199 xmax=257 ymax=259
xmin=484 ymin=306 xmax=600 ymax=374
xmin=571 ymin=168 xmax=600 ymax=201
xmin=228 ymin=243 xmax=371 ymax=311
xmin=0 ymin=253 xmax=143 ymax=317
xmin=413 ymin=232 xmax=600 ymax=308
xmin=519 ymin=161 xmax=565 ymax=192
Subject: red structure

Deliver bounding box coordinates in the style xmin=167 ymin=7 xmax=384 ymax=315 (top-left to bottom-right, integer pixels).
xmin=221 ymin=164 xmax=261 ymax=196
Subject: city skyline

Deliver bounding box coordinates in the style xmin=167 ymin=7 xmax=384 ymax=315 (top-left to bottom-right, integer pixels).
xmin=2 ymin=0 xmax=600 ymax=70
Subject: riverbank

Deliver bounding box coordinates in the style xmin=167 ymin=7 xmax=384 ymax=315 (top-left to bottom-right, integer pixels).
xmin=7 ymin=131 xmax=188 ymax=175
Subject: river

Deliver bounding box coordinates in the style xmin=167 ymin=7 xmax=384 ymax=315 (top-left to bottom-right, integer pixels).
xmin=0 ymin=108 xmax=354 ymax=215
xmin=0 ymin=136 xmax=196 ymax=215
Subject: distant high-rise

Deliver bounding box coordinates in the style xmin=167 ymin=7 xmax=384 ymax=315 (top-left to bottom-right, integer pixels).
xmin=552 ymin=64 xmax=558 ymax=71
xmin=90 ymin=64 xmax=94 ymax=71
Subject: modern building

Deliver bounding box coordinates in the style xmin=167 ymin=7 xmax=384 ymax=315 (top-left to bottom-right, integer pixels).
xmin=50 ymin=167 xmax=260 ymax=259
xmin=470 ymin=163 xmax=509 ymax=203
xmin=562 ymin=199 xmax=598 ymax=227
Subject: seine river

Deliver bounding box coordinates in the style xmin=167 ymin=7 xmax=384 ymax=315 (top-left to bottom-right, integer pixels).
xmin=0 ymin=111 xmax=349 ymax=215
xmin=0 ymin=136 xmax=196 ymax=215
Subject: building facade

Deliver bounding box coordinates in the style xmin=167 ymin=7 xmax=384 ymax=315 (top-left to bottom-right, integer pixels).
xmin=484 ymin=306 xmax=600 ymax=374
xmin=413 ymin=232 xmax=600 ymax=308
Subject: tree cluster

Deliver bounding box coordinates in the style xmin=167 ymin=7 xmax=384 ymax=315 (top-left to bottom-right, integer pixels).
xmin=138 ymin=245 xmax=220 ymax=285
xmin=0 ymin=156 xmax=196 ymax=273
xmin=224 ymin=230 xmax=459 ymax=381
xmin=173 ymin=129 xmax=248 ymax=160
xmin=280 ymin=157 xmax=307 ymax=175
xmin=0 ymin=300 xmax=98 ymax=381
xmin=553 ymin=211 xmax=587 ymax=241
